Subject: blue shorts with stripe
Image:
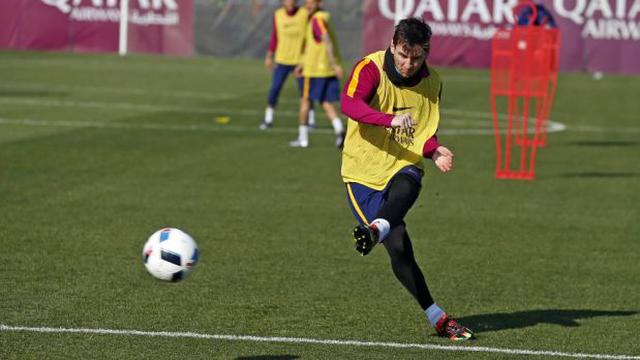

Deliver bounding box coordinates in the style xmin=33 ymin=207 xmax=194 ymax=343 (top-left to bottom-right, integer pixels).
xmin=304 ymin=76 xmax=340 ymax=103
xmin=345 ymin=166 xmax=423 ymax=226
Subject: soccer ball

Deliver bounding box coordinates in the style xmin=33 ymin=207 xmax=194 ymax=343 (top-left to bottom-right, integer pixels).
xmin=142 ymin=228 xmax=199 ymax=282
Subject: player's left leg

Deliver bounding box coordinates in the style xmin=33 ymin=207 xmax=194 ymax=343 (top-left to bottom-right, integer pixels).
xmin=290 ymin=96 xmax=311 ymax=147
xmin=383 ymin=223 xmax=434 ymax=309
xmin=349 ymin=169 xmax=475 ymax=341
xmin=383 ymin=225 xmax=475 ymax=342
xmin=297 ymin=76 xmax=316 ymax=129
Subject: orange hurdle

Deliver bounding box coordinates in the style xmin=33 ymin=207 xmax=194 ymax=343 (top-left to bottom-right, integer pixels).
xmin=490 ymin=1 xmax=560 ymax=180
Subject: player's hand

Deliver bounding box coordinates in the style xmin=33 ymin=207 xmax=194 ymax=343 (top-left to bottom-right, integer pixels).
xmin=264 ymin=56 xmax=273 ymax=71
xmin=390 ymin=114 xmax=417 ymax=129
xmin=294 ymin=65 xmax=303 ymax=77
xmin=433 ymin=146 xmax=454 ymax=172
xmin=333 ymin=65 xmax=344 ymax=80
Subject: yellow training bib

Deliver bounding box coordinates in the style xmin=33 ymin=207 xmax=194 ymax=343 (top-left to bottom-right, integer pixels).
xmin=302 ymin=10 xmax=341 ymax=77
xmin=274 ymin=7 xmax=308 ymax=66
xmin=341 ymin=51 xmax=442 ymax=190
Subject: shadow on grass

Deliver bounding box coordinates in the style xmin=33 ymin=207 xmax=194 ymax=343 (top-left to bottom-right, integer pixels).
xmin=459 ymin=309 xmax=638 ymax=333
xmin=235 ymin=356 xmax=299 ymax=360
xmin=558 ymin=172 xmax=637 ymax=178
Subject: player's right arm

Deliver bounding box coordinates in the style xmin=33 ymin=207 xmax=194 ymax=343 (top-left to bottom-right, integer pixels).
xmin=341 ymin=59 xmax=415 ymax=128
xmin=265 ymin=13 xmax=277 ymax=70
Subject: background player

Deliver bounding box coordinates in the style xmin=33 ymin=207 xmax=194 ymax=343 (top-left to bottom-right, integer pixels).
xmin=261 ymin=0 xmax=316 ymax=130
xmin=289 ymin=0 xmax=345 ymax=148
xmin=340 ymin=18 xmax=475 ymax=342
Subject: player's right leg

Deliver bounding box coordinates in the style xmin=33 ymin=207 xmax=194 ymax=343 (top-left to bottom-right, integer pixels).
xmin=289 ymin=93 xmax=311 ymax=148
xmin=297 ymin=76 xmax=316 ymax=129
xmin=346 ymin=167 xmax=422 ymax=256
xmin=262 ymin=64 xmax=294 ymax=130
xmin=290 ymin=77 xmax=315 ymax=147
xmin=345 ymin=182 xmax=386 ymax=255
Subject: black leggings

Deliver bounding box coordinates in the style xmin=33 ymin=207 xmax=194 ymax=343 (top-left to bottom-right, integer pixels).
xmin=378 ymin=173 xmax=435 ymax=310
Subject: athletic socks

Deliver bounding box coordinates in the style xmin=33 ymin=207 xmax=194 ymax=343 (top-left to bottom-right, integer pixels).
xmin=331 ymin=118 xmax=344 ymax=134
xmin=370 ymin=218 xmax=390 ymax=242
xmin=308 ymin=109 xmax=316 ymax=127
xmin=299 ymin=124 xmax=309 ymax=145
xmin=264 ymin=107 xmax=274 ymax=124
xmin=425 ymin=303 xmax=446 ymax=327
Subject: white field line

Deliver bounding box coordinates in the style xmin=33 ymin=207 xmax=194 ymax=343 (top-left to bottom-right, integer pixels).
xmin=2 ymin=94 xmax=636 ymax=134
xmin=0 ymin=96 xmax=570 ymax=135
xmin=2 ymin=80 xmax=484 ymax=106
xmin=0 ymin=117 xmax=565 ymax=137
xmin=1 ymin=96 xmax=497 ymax=120
xmin=1 ymin=324 xmax=639 ymax=360
xmin=0 ymin=117 xmax=318 ymax=135
xmin=0 ymin=82 xmax=236 ymax=101
xmin=0 ymin=97 xmax=236 ymax=115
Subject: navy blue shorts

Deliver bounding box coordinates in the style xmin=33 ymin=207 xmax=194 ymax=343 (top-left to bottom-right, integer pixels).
xmin=345 ymin=166 xmax=423 ymax=226
xmin=303 ymin=76 xmax=340 ymax=103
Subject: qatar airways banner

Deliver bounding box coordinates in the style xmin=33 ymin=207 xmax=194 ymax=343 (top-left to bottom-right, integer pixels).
xmin=0 ymin=0 xmax=193 ymax=55
xmin=365 ymin=0 xmax=640 ymax=74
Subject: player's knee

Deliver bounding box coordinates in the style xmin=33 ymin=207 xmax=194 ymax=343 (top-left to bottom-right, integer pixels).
xmin=383 ymin=224 xmax=409 ymax=260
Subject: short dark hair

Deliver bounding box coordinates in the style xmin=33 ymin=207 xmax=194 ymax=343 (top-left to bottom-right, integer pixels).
xmin=392 ymin=18 xmax=432 ymax=51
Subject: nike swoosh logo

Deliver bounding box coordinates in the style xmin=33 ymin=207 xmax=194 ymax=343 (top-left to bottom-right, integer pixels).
xmin=392 ymin=106 xmax=414 ymax=112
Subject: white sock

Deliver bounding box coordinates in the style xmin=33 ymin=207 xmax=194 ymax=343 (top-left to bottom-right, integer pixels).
xmin=265 ymin=107 xmax=274 ymax=124
xmin=308 ymin=109 xmax=316 ymax=126
xmin=425 ymin=303 xmax=446 ymax=327
xmin=299 ymin=125 xmax=309 ymax=144
xmin=331 ymin=118 xmax=344 ymax=134
xmin=370 ymin=218 xmax=390 ymax=242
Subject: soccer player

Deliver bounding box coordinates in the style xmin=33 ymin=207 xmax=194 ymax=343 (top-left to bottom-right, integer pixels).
xmin=340 ymin=18 xmax=475 ymax=342
xmin=261 ymin=0 xmax=316 ymax=130
xmin=289 ymin=0 xmax=345 ymax=148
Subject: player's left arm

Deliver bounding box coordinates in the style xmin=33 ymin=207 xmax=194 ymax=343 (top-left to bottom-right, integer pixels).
xmin=315 ymin=18 xmax=343 ymax=79
xmin=432 ymin=145 xmax=454 ymax=172
xmin=294 ymin=36 xmax=307 ymax=77
xmin=424 ymin=136 xmax=454 ymax=172
xmin=424 ymin=83 xmax=453 ymax=172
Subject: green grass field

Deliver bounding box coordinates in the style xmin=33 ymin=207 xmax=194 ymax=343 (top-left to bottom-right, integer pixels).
xmin=0 ymin=51 xmax=638 ymax=359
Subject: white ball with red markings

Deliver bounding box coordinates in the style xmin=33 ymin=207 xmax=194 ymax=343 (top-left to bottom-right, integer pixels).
xmin=142 ymin=228 xmax=199 ymax=282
